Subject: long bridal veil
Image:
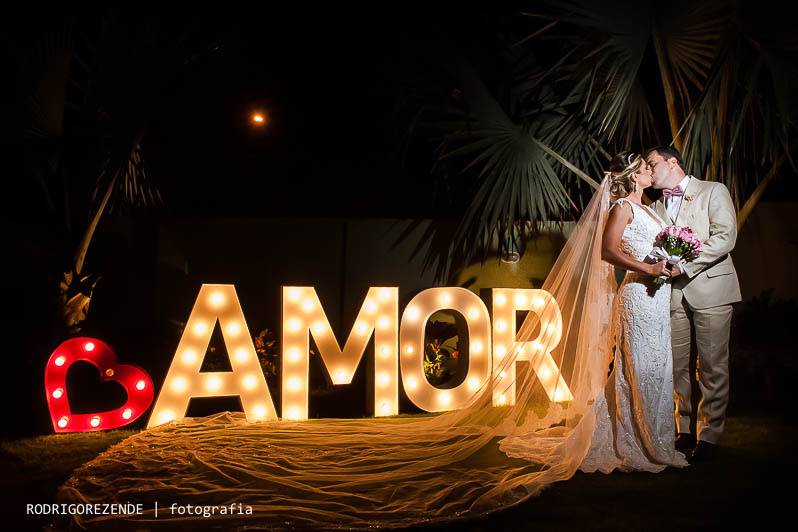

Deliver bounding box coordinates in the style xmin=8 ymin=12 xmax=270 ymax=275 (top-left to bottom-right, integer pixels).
xmin=60 ymin=179 xmax=618 ymax=529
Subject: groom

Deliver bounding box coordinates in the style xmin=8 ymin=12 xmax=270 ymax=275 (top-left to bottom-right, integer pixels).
xmin=645 ymin=146 xmax=741 ymax=463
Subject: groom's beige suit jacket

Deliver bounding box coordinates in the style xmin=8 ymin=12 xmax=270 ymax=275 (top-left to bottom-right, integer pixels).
xmin=651 ymin=177 xmax=742 ymax=310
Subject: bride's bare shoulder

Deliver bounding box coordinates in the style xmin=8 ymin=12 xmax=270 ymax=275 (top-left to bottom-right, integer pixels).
xmin=607 ymin=199 xmax=633 ymax=224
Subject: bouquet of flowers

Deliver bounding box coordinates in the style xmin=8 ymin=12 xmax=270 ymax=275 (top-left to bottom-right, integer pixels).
xmin=650 ymin=225 xmax=702 ymax=285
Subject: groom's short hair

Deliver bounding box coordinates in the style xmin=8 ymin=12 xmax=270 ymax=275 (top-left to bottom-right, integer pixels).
xmin=645 ymin=145 xmax=684 ymax=169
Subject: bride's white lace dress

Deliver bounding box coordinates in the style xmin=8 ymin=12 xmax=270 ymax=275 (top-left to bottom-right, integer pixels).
xmin=580 ymin=198 xmax=689 ymax=473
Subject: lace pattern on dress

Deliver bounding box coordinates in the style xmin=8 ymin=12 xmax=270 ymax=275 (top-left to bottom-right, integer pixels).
xmin=580 ymin=199 xmax=688 ymax=473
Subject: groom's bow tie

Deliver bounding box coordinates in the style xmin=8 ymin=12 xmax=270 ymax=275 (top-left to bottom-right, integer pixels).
xmin=662 ymin=185 xmax=684 ymax=198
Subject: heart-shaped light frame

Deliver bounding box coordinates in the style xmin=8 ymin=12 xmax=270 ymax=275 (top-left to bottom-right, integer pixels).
xmin=45 ymin=337 xmax=154 ymax=432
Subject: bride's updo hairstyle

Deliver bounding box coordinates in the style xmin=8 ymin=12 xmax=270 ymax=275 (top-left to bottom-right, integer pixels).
xmin=606 ymin=151 xmax=642 ymax=201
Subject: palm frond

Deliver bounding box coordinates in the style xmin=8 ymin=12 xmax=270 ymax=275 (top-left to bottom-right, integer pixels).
xmin=680 ymin=24 xmax=795 ymax=209
xmin=541 ymin=0 xmax=655 ymax=143
xmin=653 ymin=0 xmax=727 ymax=121
xmin=401 ymin=0 xmax=796 ymax=279
xmin=424 ymin=46 xmax=597 ymax=277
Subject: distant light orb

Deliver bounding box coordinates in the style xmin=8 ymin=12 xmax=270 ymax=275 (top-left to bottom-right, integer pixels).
xmin=251 ymin=112 xmax=267 ymax=126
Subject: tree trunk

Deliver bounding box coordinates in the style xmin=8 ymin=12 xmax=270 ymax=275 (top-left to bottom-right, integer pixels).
xmin=73 ymin=132 xmax=144 ymax=276
xmin=653 ymin=30 xmax=683 ymax=150
xmin=737 ymin=148 xmax=792 ymax=230
xmin=73 ymin=173 xmax=117 ymax=276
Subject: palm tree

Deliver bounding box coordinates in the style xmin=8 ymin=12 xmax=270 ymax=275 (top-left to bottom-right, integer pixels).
xmin=6 ymin=13 xmax=220 ymax=328
xmin=409 ymin=0 xmax=796 ymax=280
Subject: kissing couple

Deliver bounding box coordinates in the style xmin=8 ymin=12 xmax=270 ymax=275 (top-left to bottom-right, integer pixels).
xmin=578 ymin=146 xmax=742 ymax=472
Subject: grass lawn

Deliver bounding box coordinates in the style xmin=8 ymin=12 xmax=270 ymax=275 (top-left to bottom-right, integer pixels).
xmin=0 ymin=415 xmax=794 ymax=530
xmin=429 ymin=414 xmax=797 ymax=531
xmin=0 ymin=430 xmax=137 ymax=530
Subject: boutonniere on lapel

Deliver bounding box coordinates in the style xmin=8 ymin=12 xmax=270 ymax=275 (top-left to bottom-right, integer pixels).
xmin=684 ymin=193 xmax=694 ymax=202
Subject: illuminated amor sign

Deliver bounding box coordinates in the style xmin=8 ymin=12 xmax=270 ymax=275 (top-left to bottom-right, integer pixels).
xmin=147 ymin=284 xmax=572 ymax=428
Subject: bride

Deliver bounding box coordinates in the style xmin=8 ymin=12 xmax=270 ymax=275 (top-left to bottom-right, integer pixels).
xmin=61 ymin=153 xmax=689 ymax=529
xmin=579 ymin=151 xmax=688 ymax=473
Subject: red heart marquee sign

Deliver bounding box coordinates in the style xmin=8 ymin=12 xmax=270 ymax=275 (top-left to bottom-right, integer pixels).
xmin=44 ymin=338 xmax=154 ymax=432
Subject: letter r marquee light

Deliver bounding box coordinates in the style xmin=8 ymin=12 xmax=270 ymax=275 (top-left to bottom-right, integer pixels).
xmin=491 ymin=288 xmax=572 ymax=406
xmin=148 ymin=284 xmax=277 ymax=428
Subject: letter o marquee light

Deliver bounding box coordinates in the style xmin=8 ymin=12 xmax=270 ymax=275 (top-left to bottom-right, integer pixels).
xmin=45 ymin=338 xmax=154 ymax=432
xmin=400 ymin=287 xmax=492 ymax=412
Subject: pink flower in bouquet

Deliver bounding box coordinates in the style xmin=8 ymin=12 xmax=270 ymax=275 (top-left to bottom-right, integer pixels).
xmin=651 ymin=225 xmax=703 ymax=285
xmin=683 ymin=229 xmax=702 ymax=253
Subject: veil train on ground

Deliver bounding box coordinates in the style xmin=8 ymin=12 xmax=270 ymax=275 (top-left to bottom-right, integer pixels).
xmin=60 ymin=179 xmax=618 ymax=529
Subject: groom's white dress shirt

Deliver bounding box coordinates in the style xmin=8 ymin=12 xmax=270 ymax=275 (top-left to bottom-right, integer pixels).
xmin=665 ymin=175 xmax=692 ymax=222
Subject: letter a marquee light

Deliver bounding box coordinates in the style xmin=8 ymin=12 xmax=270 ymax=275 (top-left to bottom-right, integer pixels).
xmin=148 ymin=284 xmax=277 ymax=428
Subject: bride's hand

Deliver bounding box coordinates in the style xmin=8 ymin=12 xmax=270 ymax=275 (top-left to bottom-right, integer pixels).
xmin=649 ymin=260 xmax=671 ymax=277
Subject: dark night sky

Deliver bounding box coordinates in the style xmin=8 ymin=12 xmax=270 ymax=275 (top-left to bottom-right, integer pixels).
xmin=0 ymin=4 xmax=520 ymax=223
xmin=3 ymin=3 xmax=796 ymax=224
xmin=144 ymin=5 xmax=516 ymax=219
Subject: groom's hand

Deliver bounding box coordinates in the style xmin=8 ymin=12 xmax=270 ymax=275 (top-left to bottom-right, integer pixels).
xmin=671 ymin=265 xmax=683 ymax=277
xmin=650 ymin=260 xmax=671 ymax=277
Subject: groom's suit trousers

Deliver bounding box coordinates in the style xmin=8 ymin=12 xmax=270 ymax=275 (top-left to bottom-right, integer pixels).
xmin=671 ymin=288 xmax=733 ymax=444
